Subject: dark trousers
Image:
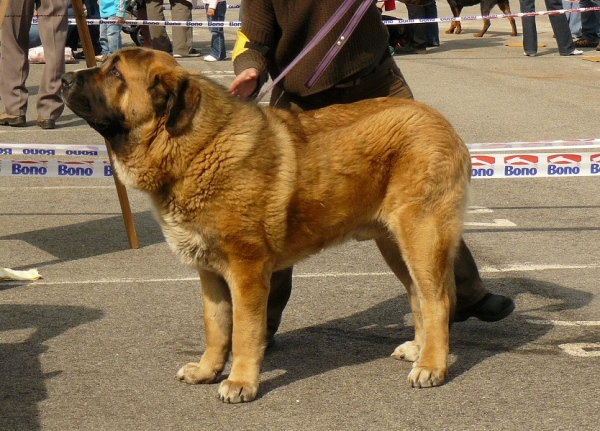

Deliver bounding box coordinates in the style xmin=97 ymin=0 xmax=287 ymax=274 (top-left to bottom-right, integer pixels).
xmin=66 ymin=0 xmax=102 ymax=55
xmin=406 ymin=2 xmax=439 ymax=49
xmin=520 ymin=0 xmax=577 ymax=55
xmin=265 ymin=55 xmax=487 ymax=337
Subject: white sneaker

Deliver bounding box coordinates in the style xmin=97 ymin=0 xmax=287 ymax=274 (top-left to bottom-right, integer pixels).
xmin=203 ymin=55 xmax=218 ymax=62
xmin=524 ymin=52 xmax=536 ymax=57
xmin=567 ymin=49 xmax=583 ymax=55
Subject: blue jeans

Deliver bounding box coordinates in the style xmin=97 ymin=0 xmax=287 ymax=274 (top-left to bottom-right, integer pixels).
xmin=207 ymin=2 xmax=227 ymax=60
xmin=100 ymin=16 xmax=123 ymax=55
xmin=563 ymin=0 xmax=582 ymax=38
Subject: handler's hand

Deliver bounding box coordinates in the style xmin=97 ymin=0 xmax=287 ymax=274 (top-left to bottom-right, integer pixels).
xmin=207 ymin=8 xmax=215 ymax=17
xmin=228 ymin=68 xmax=259 ymax=100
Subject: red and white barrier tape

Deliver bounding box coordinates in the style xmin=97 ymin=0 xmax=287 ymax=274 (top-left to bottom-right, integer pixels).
xmin=46 ymin=7 xmax=600 ymax=28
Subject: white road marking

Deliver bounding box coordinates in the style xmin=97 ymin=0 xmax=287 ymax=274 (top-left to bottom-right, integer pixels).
xmin=4 ymin=262 xmax=598 ymax=286
xmin=465 ymin=219 xmax=517 ymax=227
xmin=558 ymin=343 xmax=600 ymax=357
xmin=467 ymin=206 xmax=495 ymax=214
xmin=527 ymin=319 xmax=600 ymax=327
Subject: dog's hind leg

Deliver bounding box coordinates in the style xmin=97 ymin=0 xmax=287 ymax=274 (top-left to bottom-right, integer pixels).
xmin=177 ymin=269 xmax=233 ymax=384
xmin=476 ymin=5 xmax=493 ymax=37
xmin=498 ymin=2 xmax=518 ymax=36
xmin=384 ymin=210 xmax=459 ymax=388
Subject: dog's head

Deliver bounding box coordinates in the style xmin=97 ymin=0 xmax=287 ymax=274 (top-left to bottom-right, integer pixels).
xmin=62 ymin=48 xmax=210 ymax=191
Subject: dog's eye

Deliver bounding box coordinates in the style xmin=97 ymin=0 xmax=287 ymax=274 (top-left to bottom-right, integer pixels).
xmin=110 ymin=66 xmax=121 ymax=78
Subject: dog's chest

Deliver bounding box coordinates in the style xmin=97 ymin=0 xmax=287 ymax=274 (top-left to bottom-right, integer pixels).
xmin=156 ymin=210 xmax=220 ymax=270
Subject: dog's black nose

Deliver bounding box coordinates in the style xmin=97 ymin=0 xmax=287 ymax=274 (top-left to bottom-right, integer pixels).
xmin=61 ymin=72 xmax=75 ymax=88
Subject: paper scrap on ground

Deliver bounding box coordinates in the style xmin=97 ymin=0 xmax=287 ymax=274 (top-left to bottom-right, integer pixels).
xmin=0 ymin=268 xmax=42 ymax=281
xmin=505 ymin=42 xmax=547 ymax=47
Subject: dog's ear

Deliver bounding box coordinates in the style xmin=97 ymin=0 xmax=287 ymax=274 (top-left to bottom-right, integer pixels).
xmin=149 ymin=68 xmax=201 ymax=137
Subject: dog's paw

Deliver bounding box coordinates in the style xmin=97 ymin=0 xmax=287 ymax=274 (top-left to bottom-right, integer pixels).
xmin=218 ymin=378 xmax=258 ymax=403
xmin=176 ymin=362 xmax=220 ymax=384
xmin=444 ymin=29 xmax=454 ymax=35
xmin=391 ymin=341 xmax=420 ymax=362
xmin=407 ymin=364 xmax=446 ymax=388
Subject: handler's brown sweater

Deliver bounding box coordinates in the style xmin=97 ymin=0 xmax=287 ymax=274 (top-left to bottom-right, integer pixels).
xmin=233 ymin=0 xmax=390 ymax=97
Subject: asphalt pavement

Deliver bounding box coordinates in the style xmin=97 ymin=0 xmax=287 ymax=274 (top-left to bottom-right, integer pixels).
xmin=1 ymin=2 xmax=600 ymax=430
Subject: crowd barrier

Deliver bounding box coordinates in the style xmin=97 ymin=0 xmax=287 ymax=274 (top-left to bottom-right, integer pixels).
xmin=23 ymin=7 xmax=600 ymax=29
xmin=1 ymin=141 xmax=599 ymax=180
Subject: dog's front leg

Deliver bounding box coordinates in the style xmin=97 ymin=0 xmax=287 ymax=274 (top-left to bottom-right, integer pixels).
xmin=217 ymin=261 xmax=269 ymax=403
xmin=177 ymin=269 xmax=232 ymax=384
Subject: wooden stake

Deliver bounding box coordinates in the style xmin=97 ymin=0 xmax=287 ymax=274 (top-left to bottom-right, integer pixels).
xmin=71 ymin=0 xmax=140 ymax=249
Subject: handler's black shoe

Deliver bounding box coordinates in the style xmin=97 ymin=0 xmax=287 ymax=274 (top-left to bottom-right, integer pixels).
xmin=454 ymin=293 xmax=515 ymax=322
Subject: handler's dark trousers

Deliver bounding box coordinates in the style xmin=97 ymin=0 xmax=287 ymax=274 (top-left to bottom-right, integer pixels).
xmin=265 ymin=53 xmax=488 ymax=338
xmin=0 ymin=0 xmax=68 ymax=121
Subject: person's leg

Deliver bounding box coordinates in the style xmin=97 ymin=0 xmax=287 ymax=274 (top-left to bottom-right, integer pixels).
xmin=546 ymin=0 xmax=579 ymax=54
xmin=171 ymin=0 xmax=194 ymax=56
xmin=453 ymin=240 xmax=515 ymax=321
xmin=579 ymin=0 xmax=600 ymax=43
xmin=106 ymin=19 xmax=123 ymax=54
xmin=215 ymin=1 xmax=227 ymax=59
xmin=519 ymin=0 xmax=538 ymax=55
xmin=425 ymin=1 xmax=440 ymax=47
xmin=99 ymin=22 xmax=109 ymax=56
xmin=145 ymin=0 xmax=172 ymax=52
xmin=35 ymin=0 xmax=68 ymax=123
xmin=405 ymin=4 xmax=427 ymax=50
xmin=265 ymin=267 xmax=294 ymax=346
xmin=0 ymin=0 xmax=35 ymax=122
xmin=564 ymin=1 xmax=582 ymax=39
xmin=83 ymin=0 xmax=103 ymax=55
xmin=136 ymin=1 xmax=154 ymax=48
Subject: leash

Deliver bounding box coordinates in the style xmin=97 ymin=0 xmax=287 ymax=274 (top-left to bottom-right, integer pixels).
xmin=255 ymin=0 xmax=373 ymax=103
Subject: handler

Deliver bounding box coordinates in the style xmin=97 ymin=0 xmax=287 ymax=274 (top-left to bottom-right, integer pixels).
xmin=229 ymin=0 xmax=515 ymax=347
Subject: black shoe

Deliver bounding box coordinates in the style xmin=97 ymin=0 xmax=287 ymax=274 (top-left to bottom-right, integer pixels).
xmin=395 ymin=44 xmax=426 ymax=55
xmin=36 ymin=118 xmax=56 ymax=129
xmin=454 ymin=293 xmax=515 ymax=322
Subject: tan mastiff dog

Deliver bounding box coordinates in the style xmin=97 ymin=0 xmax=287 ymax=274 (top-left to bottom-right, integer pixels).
xmin=62 ymin=47 xmax=471 ymax=403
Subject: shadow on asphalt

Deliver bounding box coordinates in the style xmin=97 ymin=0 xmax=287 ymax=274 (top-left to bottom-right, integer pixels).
xmin=0 ymin=304 xmax=104 ymax=431
xmin=0 ymin=211 xmax=164 ymax=269
xmin=256 ymin=277 xmax=593 ymax=398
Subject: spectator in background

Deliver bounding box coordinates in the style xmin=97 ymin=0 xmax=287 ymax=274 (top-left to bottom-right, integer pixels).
xmin=65 ymin=0 xmax=104 ymax=59
xmin=98 ymin=0 xmax=126 ymax=62
xmin=572 ymin=0 xmax=600 ymax=49
xmin=135 ymin=0 xmax=154 ymax=48
xmin=203 ymin=0 xmax=227 ymax=61
xmin=519 ymin=0 xmax=583 ymax=56
xmin=145 ymin=0 xmax=201 ymax=57
xmin=397 ymin=1 xmax=439 ymax=54
xmin=563 ymin=0 xmax=583 ymax=39
xmin=0 ymin=0 xmax=68 ymax=129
